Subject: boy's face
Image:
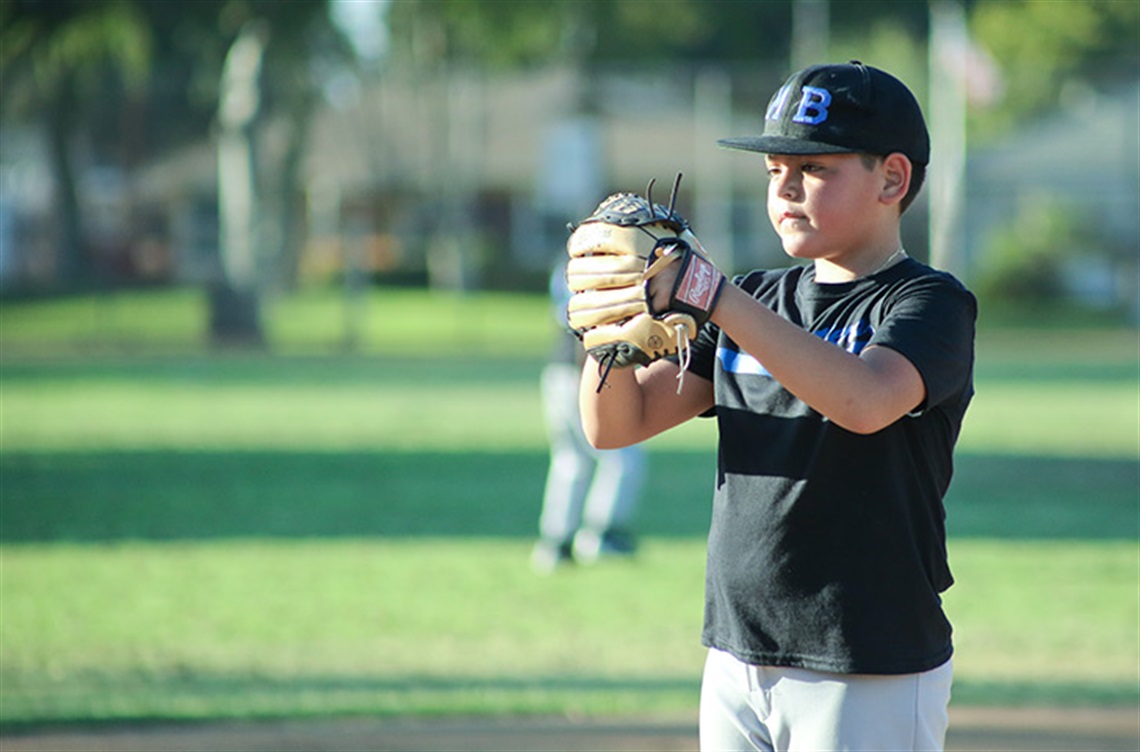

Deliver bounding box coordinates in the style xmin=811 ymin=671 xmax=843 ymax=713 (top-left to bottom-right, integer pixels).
xmin=764 ymin=153 xmax=887 ymax=263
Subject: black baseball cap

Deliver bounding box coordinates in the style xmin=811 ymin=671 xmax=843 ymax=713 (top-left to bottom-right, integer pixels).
xmin=718 ymin=61 xmax=930 ymax=166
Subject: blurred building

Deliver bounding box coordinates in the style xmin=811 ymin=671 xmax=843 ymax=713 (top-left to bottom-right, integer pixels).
xmin=964 ymin=80 xmax=1140 ymax=316
xmin=2 ymin=63 xmax=1137 ymax=314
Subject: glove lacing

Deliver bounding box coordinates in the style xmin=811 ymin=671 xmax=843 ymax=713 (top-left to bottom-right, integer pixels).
xmin=593 ymin=324 xmax=691 ymax=395
xmin=595 ymin=352 xmax=617 ymax=394
xmin=674 ymin=322 xmax=691 ymax=395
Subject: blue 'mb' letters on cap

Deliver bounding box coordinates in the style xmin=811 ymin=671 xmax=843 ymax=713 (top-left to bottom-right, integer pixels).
xmin=765 ymin=84 xmax=793 ymax=121
xmin=792 ymin=86 xmax=831 ymax=125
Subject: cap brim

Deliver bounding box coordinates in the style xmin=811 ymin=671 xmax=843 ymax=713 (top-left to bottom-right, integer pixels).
xmin=717 ymin=136 xmax=853 ymax=156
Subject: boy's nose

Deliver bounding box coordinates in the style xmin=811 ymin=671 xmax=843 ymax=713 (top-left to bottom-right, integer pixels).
xmin=774 ymin=173 xmax=802 ymax=201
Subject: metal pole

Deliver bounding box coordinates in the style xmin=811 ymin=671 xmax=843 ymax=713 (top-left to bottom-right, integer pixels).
xmin=694 ymin=67 xmax=735 ymax=273
xmin=218 ymin=23 xmax=266 ymax=292
xmin=792 ymin=0 xmax=830 ymax=70
xmin=928 ymin=0 xmax=968 ymax=277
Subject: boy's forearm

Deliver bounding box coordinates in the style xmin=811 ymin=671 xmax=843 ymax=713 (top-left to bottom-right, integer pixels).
xmin=578 ymin=358 xmax=645 ymax=449
xmin=580 ymin=354 xmax=716 ymax=448
xmin=711 ymin=284 xmax=924 ymax=434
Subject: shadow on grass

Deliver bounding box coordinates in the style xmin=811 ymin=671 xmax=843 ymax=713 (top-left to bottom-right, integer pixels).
xmin=1 ymin=670 xmax=1135 ymax=731
xmin=2 ymin=450 xmax=1136 ymax=543
xmin=0 ymin=354 xmax=545 ymax=389
xmin=948 ymin=677 xmax=1140 ymax=708
xmin=945 ymin=453 xmax=1139 ymax=539
xmin=0 ymin=671 xmax=700 ymax=730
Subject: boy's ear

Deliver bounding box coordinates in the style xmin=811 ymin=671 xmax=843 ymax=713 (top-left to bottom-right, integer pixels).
xmin=880 ymin=153 xmax=911 ymax=207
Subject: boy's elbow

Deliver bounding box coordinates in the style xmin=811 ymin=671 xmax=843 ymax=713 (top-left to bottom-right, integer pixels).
xmin=580 ymin=402 xmax=631 ymax=449
xmin=834 ymin=405 xmax=901 ymax=435
xmin=582 ymin=419 xmax=638 ymax=450
xmin=580 ymin=417 xmax=605 ymax=449
xmin=584 ymin=425 xmax=624 ymax=450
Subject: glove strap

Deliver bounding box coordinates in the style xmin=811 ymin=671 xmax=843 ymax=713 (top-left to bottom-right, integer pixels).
xmin=668 ymin=247 xmax=725 ymax=326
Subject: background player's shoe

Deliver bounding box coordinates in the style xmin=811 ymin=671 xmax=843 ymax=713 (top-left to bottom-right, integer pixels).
xmin=572 ymin=528 xmax=637 ymax=565
xmin=530 ymin=538 xmax=573 ymax=574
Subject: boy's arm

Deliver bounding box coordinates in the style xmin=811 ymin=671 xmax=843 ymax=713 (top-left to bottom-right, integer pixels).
xmin=579 ymin=356 xmax=714 ymax=450
xmin=711 ymin=283 xmax=925 ymax=434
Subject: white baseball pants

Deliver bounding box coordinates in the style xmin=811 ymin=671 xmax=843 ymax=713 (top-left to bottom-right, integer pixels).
xmin=699 ymin=647 xmax=952 ymax=751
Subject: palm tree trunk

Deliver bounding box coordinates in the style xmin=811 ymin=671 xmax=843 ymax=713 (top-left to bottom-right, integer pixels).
xmin=46 ymin=71 xmax=87 ymax=285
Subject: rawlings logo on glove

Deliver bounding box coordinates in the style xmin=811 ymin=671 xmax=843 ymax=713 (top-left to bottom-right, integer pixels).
xmin=565 ymin=174 xmax=726 ymax=391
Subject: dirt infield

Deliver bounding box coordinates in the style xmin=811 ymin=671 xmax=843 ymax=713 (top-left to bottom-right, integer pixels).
xmin=2 ymin=707 xmax=1136 ymax=751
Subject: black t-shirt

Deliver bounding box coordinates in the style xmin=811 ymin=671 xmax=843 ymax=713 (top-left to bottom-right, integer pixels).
xmin=688 ymin=258 xmax=976 ymax=675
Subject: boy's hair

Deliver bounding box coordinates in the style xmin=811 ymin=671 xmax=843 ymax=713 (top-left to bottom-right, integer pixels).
xmin=859 ymin=153 xmax=926 ymax=214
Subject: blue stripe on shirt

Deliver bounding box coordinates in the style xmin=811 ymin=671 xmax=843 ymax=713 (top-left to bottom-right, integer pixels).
xmin=717 ymin=321 xmax=874 ymax=377
xmin=717 ymin=346 xmax=770 ymax=376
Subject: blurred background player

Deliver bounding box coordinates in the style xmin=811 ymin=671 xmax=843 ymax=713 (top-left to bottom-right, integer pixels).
xmin=532 ymin=259 xmax=646 ymax=573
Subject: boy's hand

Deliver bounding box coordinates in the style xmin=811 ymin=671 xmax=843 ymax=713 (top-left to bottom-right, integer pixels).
xmin=647 ymin=239 xmax=726 ymax=326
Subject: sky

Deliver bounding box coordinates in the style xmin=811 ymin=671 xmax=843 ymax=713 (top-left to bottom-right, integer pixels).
xmin=329 ymin=0 xmax=390 ymax=64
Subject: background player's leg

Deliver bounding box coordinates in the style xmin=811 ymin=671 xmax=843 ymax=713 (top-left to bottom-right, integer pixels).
xmin=575 ymin=444 xmax=645 ymax=562
xmin=534 ymin=363 xmax=594 ymax=570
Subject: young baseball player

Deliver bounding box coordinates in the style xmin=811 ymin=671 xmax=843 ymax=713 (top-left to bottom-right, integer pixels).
xmin=578 ymin=61 xmax=976 ymax=750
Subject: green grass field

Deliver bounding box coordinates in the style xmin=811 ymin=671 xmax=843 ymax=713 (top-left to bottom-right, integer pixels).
xmin=1 ymin=287 xmax=1137 ymax=727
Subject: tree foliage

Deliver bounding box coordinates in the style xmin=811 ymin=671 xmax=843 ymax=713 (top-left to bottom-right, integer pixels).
xmin=1 ymin=0 xmax=1135 ymax=296
xmin=970 ymin=0 xmax=1140 ymax=134
xmin=382 ymin=0 xmax=797 ymax=69
xmin=0 ymin=0 xmax=151 ymax=99
xmin=377 ymin=0 xmax=1137 ymax=136
xmin=1 ymin=0 xmax=153 ymax=279
xmin=1 ymin=0 xmax=350 ymax=295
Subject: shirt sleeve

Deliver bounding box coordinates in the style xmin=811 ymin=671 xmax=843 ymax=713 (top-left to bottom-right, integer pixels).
xmin=870 ymin=271 xmax=977 ymax=413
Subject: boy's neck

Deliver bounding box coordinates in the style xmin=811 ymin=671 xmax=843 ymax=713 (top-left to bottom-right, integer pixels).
xmin=813 ymin=239 xmax=907 ymax=283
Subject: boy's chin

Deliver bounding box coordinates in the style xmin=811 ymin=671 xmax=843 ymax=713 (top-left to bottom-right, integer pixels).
xmin=779 ymin=240 xmax=819 ymax=262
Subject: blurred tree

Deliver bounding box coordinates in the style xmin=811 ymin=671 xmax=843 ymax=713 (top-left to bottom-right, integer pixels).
xmin=0 ymin=0 xmax=151 ymax=283
xmin=381 ymin=1 xmax=947 ymax=71
xmin=384 ymin=0 xmax=781 ymax=70
xmin=3 ymin=0 xmax=355 ymax=344
xmin=969 ymin=0 xmax=1140 ymax=138
xmin=4 ymin=0 xmax=1134 ymax=303
xmin=193 ymin=0 xmax=352 ymax=345
xmin=975 ymin=195 xmax=1079 ymax=306
xmin=382 ymin=0 xmax=1135 ymax=137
